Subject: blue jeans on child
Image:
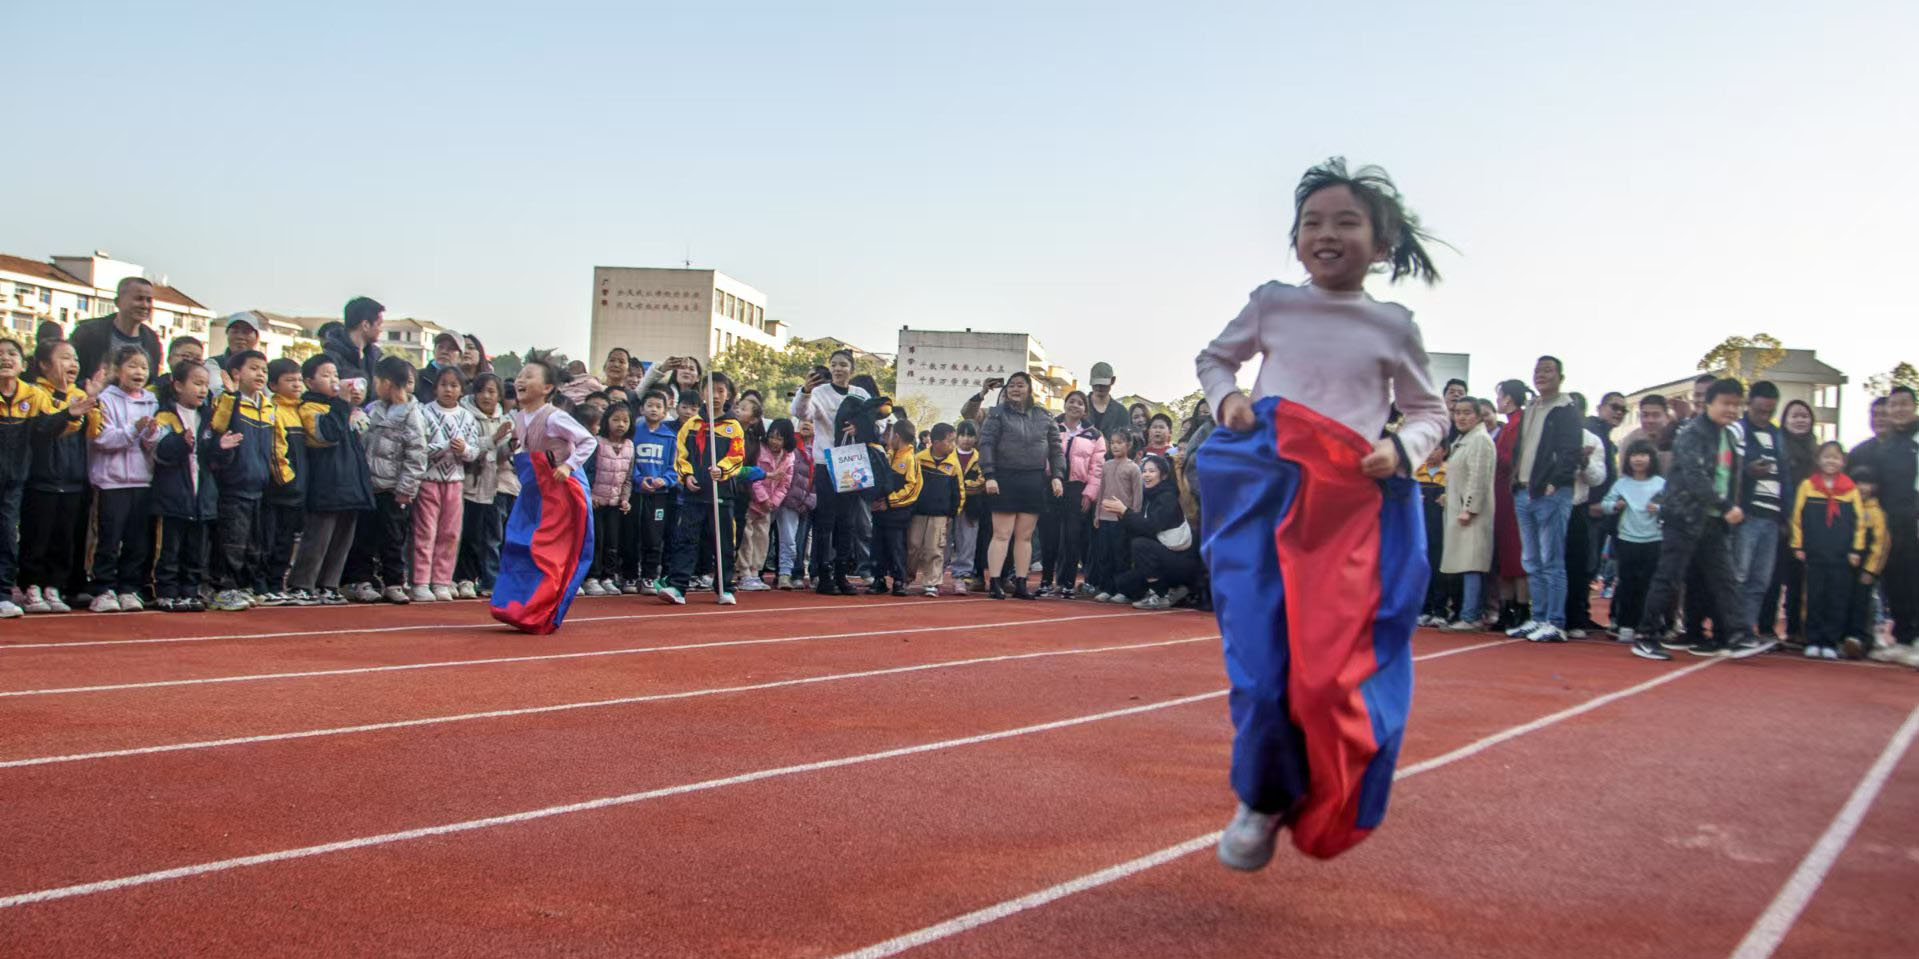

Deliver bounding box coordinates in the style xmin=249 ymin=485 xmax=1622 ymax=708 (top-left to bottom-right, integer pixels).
xmin=1516 ymin=486 xmax=1573 ymax=627
xmin=1458 ymin=570 xmax=1487 ymax=623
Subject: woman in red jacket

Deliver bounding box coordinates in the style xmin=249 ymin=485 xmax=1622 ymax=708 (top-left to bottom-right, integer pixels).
xmin=1491 ymin=379 xmax=1531 ymax=630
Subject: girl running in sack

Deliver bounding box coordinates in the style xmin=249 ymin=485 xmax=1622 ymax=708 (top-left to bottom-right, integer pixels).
xmin=491 ymin=358 xmax=597 ymax=634
xmin=1195 ymin=157 xmax=1447 ymax=868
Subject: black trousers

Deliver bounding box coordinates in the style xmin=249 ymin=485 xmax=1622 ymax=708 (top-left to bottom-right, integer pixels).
xmin=455 ymin=497 xmax=504 ymax=588
xmin=91 ymin=487 xmax=153 ymax=594
xmin=1611 ymin=539 xmax=1661 ymax=633
xmin=347 ymin=492 xmax=412 ymax=588
xmin=0 ymin=480 xmax=21 ymax=593
xmin=1804 ymin=559 xmax=1854 ymax=649
xmin=214 ymin=496 xmax=263 ymax=591
xmin=811 ymin=465 xmax=857 ymax=583
xmin=1564 ymin=508 xmax=1595 ymax=629
xmin=258 ymin=500 xmax=304 ymax=594
xmin=1113 ymin=537 xmax=1200 ymax=599
xmin=1087 ymin=520 xmax=1129 ymax=593
xmin=593 ymin=505 xmax=626 ymax=579
xmin=870 ymin=509 xmax=910 ymax=588
xmin=1760 ymin=536 xmax=1806 ymax=637
xmin=1883 ymin=519 xmax=1918 ymax=645
xmin=19 ymin=488 xmax=85 ymax=591
xmin=1638 ymin=519 xmax=1745 ymax=646
xmin=668 ymin=492 xmax=734 ymax=591
xmin=635 ymin=491 xmax=673 ymax=580
xmin=154 ymin=515 xmax=211 ymax=600
xmin=1850 ymin=573 xmax=1879 ymax=642
xmin=1039 ymin=481 xmax=1090 ymax=589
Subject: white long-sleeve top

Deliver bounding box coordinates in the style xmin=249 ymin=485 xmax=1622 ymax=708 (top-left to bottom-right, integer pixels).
xmin=791 ymin=382 xmax=870 ymax=454
xmin=1196 ymin=280 xmax=1446 ymax=467
xmin=512 ymin=404 xmax=597 ymax=474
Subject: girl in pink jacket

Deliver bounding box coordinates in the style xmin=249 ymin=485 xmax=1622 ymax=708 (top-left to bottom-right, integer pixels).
xmin=739 ymin=418 xmax=796 ymax=591
xmin=585 ymin=404 xmax=635 ymax=596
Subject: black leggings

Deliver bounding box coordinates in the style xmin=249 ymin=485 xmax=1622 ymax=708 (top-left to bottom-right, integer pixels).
xmin=19 ymin=488 xmax=85 ymax=591
xmin=810 ymin=464 xmax=858 ymax=581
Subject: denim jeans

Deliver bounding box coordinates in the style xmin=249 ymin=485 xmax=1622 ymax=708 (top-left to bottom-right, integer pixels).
xmin=1459 ymin=570 xmax=1487 ymax=622
xmin=775 ymin=507 xmax=804 ymax=577
xmin=1729 ymin=517 xmax=1781 ymax=633
xmin=1516 ymin=486 xmax=1574 ymax=626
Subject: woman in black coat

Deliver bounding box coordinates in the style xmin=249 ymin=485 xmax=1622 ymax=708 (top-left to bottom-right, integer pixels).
xmin=1105 ymin=453 xmax=1198 ymax=609
xmin=979 ymin=372 xmax=1065 ymax=599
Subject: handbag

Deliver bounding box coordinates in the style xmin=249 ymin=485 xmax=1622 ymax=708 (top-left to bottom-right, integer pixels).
xmin=828 ymin=443 xmax=876 ymax=494
xmin=1157 ymin=520 xmax=1193 ymax=552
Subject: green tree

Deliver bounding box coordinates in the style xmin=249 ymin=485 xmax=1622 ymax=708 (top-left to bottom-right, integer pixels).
xmin=1697 ymin=333 xmax=1786 ymax=385
xmin=281 ymin=340 xmax=321 ymax=364
xmin=1865 ymin=361 xmax=1919 ymax=396
xmin=712 ymin=337 xmax=899 ymax=420
xmin=380 ymin=345 xmax=413 ymax=361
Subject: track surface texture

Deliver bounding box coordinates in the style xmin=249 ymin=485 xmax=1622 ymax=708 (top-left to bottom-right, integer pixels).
xmin=3 ymin=589 xmax=1915 ymax=958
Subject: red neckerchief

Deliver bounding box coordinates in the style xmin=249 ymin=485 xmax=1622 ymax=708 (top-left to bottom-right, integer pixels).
xmin=1814 ymin=471 xmax=1856 ymax=526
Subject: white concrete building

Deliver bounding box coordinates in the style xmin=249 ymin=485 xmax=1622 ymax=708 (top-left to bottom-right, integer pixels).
xmin=896 ymin=328 xmax=1061 ymax=426
xmin=1620 ymin=348 xmax=1848 ymax=444
xmin=590 ymin=267 xmax=786 ymax=368
xmin=1 ymin=250 xmax=215 ymax=346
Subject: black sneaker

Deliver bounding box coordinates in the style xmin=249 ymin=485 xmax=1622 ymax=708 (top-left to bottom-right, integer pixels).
xmin=1686 ymin=641 xmax=1725 ymax=658
xmin=815 ymin=579 xmax=841 ymax=596
xmin=889 ymin=584 xmax=908 ymax=597
xmin=1631 ymin=640 xmax=1673 ymax=661
xmin=1727 ymin=636 xmax=1776 ymax=659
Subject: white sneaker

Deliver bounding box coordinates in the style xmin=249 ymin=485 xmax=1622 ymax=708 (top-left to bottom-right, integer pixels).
xmin=640 ymin=580 xmax=658 ymax=596
xmin=0 ymin=600 xmax=21 ymax=619
xmin=694 ymin=575 xmax=714 ymax=590
xmin=117 ymin=592 xmax=144 ymax=612
xmin=777 ymin=575 xmax=794 ymax=590
xmin=1093 ymin=592 xmax=1112 ymax=603
xmin=1617 ymin=627 xmax=1637 ymax=645
xmin=90 ymin=592 xmax=122 ymax=613
xmin=737 ymin=578 xmax=771 ymax=591
xmin=43 ymin=588 xmax=70 ymax=613
xmin=384 ymin=585 xmax=412 ymax=604
xmin=1164 ymin=585 xmax=1191 ymax=607
xmin=1567 ymin=628 xmax=1588 ymax=639
xmin=1525 ymin=623 xmax=1566 ymax=643
xmin=455 ymin=580 xmax=477 ymax=600
xmin=1505 ymin=619 xmax=1541 ymax=638
xmin=1804 ymin=645 xmax=1823 ymax=659
xmin=410 ymin=584 xmax=436 ymax=603
xmin=22 ymin=586 xmax=50 ymax=614
xmin=1895 ymin=645 xmax=1919 ymax=667
xmin=431 ymin=585 xmax=455 ymax=603
xmin=1217 ymin=803 xmax=1282 ymax=871
xmin=581 ymin=579 xmax=607 ymax=596
xmin=1821 ymin=646 xmax=1840 ymax=661
xmin=1442 ymin=619 xmax=1480 ymax=633
xmin=716 ymin=591 xmax=737 ymax=606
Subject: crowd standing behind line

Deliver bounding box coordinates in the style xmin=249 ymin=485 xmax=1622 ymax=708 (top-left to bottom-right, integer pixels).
xmin=0 ymin=276 xmax=1914 ymax=674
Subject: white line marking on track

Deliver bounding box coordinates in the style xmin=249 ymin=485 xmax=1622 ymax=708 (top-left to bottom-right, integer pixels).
xmin=0 ymin=636 xmax=1222 ymax=769
xmin=0 ymin=689 xmax=1230 ymax=910
xmin=0 ymin=598 xmax=1004 ymax=651
xmin=0 ymin=611 xmax=1151 ymax=699
xmin=829 ymin=656 xmax=1722 ymax=959
xmin=1728 ymin=703 xmax=1919 ymax=959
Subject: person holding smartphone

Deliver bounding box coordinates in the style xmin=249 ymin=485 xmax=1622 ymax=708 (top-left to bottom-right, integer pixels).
xmin=792 ymin=349 xmax=870 ymax=595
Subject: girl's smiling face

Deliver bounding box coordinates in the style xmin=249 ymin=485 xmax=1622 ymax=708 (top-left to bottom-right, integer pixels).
xmin=44 ymin=343 xmax=78 ymax=387
xmin=514 ymin=364 xmax=550 ymax=407
xmin=1628 ymin=451 xmax=1652 ymax=477
xmin=1295 ymin=184 xmax=1381 ymax=291
xmin=1064 ymin=393 xmax=1085 ymax=420
xmin=1142 ymin=460 xmax=1164 ymax=488
xmin=118 ymin=354 xmax=150 ymax=393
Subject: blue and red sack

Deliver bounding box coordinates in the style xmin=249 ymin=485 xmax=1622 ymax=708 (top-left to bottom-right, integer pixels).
xmin=490 ymin=450 xmax=596 ymax=634
xmin=1197 ymin=395 xmax=1428 ymax=859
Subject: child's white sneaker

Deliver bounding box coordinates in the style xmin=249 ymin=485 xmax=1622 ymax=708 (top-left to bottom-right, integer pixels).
xmin=581 ymin=579 xmax=606 ymax=596
xmin=431 ymin=585 xmax=455 ymax=603
xmin=0 ymin=600 xmax=21 ymax=619
xmin=117 ymin=593 xmax=144 ymax=612
xmin=410 ymin=584 xmax=436 ymax=603
xmin=1217 ymin=803 xmax=1282 ymax=872
xmin=90 ymin=592 xmax=122 ymax=613
xmin=43 ymin=589 xmax=70 ymax=613
xmin=384 ymin=585 xmax=412 ymax=604
xmin=640 ymin=579 xmax=658 ymax=596
xmin=22 ymin=586 xmax=50 ymax=614
xmin=1804 ymin=645 xmax=1822 ymax=659
xmin=777 ymin=575 xmax=794 ymax=590
xmin=455 ymin=580 xmax=477 ymax=600
xmin=716 ymin=591 xmax=737 ymax=606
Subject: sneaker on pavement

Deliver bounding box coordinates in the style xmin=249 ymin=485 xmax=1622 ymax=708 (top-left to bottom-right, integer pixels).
xmin=384 ymin=585 xmax=413 ymax=604
xmin=1442 ymin=619 xmax=1480 ymax=633
xmin=1093 ymin=592 xmax=1112 ymax=603
xmin=658 ymin=585 xmax=686 ymax=605
xmin=1616 ymin=627 xmax=1637 ymax=645
xmin=1687 ymin=641 xmax=1725 ymax=657
xmin=582 ymin=579 xmax=607 ymax=596
xmin=22 ymin=586 xmax=50 ymax=614
xmin=694 ymin=575 xmax=714 ymax=590
xmin=410 ymin=584 xmax=436 ymax=603
xmin=0 ymin=600 xmax=21 ymax=619
xmin=716 ymin=591 xmax=737 ymax=606
xmin=90 ymin=592 xmax=122 ymax=613
xmin=1217 ymin=803 xmax=1282 ymax=872
xmin=1727 ymin=636 xmax=1776 ymax=659
xmin=1525 ymin=623 xmax=1566 ymax=643
xmin=1631 ymin=640 xmax=1673 ymax=661
xmin=1165 ymin=585 xmax=1192 ymax=607
xmin=619 ymin=579 xmax=638 ymax=594
xmin=320 ymin=588 xmax=349 ymax=606
xmin=1133 ymin=593 xmax=1170 ymax=611
xmin=923 ymin=585 xmax=939 ymax=598
xmin=1820 ymin=646 xmax=1840 ymax=660
xmin=455 ymin=580 xmax=478 ymax=600
xmin=432 ymin=585 xmax=455 ymax=603
xmin=777 ymin=575 xmax=794 ymax=590
xmin=212 ymin=590 xmax=252 ymax=612
xmin=1505 ymin=619 xmax=1541 ymax=639
xmin=1841 ymin=636 xmax=1864 ymax=660
xmin=1566 ymin=628 xmax=1588 ymax=639
xmin=117 ymin=592 xmax=145 ymax=612
xmin=43 ymin=589 xmax=71 ymax=613
xmin=641 ymin=580 xmax=659 ymax=596
xmin=738 ymin=578 xmax=771 ymax=591
xmin=1803 ymin=645 xmax=1822 ymax=659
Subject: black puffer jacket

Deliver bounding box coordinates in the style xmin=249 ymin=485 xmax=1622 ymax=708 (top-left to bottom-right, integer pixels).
xmin=980 ymin=397 xmax=1066 ymax=478
xmin=1119 ymin=464 xmax=1186 ymax=541
xmin=323 ymin=298 xmax=386 ymax=388
xmin=1522 ymin=400 xmax=1583 ymax=496
xmin=1664 ymin=413 xmax=1743 ymax=532
xmin=1849 ymin=425 xmax=1918 ymax=522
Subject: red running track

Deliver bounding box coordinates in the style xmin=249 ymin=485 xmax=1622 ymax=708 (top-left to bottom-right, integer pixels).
xmin=1 ymin=592 xmax=1915 ymax=958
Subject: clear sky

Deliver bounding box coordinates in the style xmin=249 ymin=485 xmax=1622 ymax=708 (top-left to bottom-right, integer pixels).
xmin=10 ymin=1 xmax=1914 ymax=439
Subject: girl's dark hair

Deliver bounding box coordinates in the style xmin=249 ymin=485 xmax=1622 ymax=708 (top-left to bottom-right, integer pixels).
xmin=462 ymin=334 xmax=489 ymax=372
xmin=1109 ymin=429 xmax=1139 ymax=451
xmin=1064 ymin=390 xmax=1088 ymax=409
xmin=850 ymin=373 xmax=880 ymax=397
xmin=1621 ymin=439 xmax=1661 ymax=477
xmin=830 ymin=348 xmax=855 ymax=365
xmin=433 ymin=364 xmax=466 ymax=390
xmin=522 ymin=356 xmax=561 ymax=388
xmin=109 ymin=345 xmax=148 ymax=371
xmin=1497 ymin=379 xmax=1532 ymax=408
xmin=375 ymin=355 xmax=415 ymax=389
xmin=1141 ymin=452 xmax=1175 ymax=480
xmin=471 ymin=372 xmax=502 ymax=397
xmin=956 ymin=419 xmax=978 ymax=437
xmin=33 ymin=337 xmax=68 ymax=376
xmin=1290 ymin=156 xmax=1442 ymax=284
xmin=766 ymin=417 xmax=796 ymax=449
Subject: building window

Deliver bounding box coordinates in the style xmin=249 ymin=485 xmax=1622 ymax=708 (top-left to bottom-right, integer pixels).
xmin=75 ymin=295 xmax=88 ymax=313
xmin=11 ymin=314 xmax=31 ymax=332
xmin=388 ymin=331 xmax=401 ymax=341
xmin=39 ymin=289 xmax=50 ymax=306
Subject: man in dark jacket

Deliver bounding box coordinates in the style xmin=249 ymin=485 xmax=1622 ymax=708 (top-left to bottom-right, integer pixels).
xmin=69 ymin=277 xmax=163 ymax=379
xmin=1848 ymin=385 xmax=1919 ymax=661
xmin=1505 ymin=355 xmax=1584 ymax=643
xmin=1729 ymin=380 xmax=1792 ymax=638
xmin=323 ymin=296 xmax=386 ymax=405
xmin=1629 ymin=378 xmax=1770 ymax=661
xmin=1085 ymin=362 xmax=1133 ymax=449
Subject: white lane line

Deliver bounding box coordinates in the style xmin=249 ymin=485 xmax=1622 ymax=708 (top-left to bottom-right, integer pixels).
xmin=1728 ymin=704 xmax=1919 ymax=959
xmin=0 ymin=598 xmax=1004 ymax=651
xmin=0 ymin=689 xmax=1229 ymax=910
xmin=0 ymin=636 xmax=1221 ymax=769
xmin=829 ymin=656 xmax=1723 ymax=959
xmin=0 ymin=611 xmax=1149 ymax=699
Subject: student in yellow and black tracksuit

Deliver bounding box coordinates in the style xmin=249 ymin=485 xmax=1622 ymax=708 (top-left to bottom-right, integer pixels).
xmin=868 ymin=419 xmax=922 ymax=596
xmin=151 ymin=368 xmax=221 ymax=611
xmin=206 ymin=351 xmax=293 ymax=611
xmin=1790 ymin=445 xmax=1867 ymax=658
xmin=260 ymin=358 xmax=310 ymax=602
xmin=0 ymin=338 xmax=45 ymax=617
xmin=20 ymin=340 xmax=92 ymax=614
xmin=662 ymin=373 xmax=747 ymax=603
xmin=908 ymin=423 xmax=963 ymax=596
